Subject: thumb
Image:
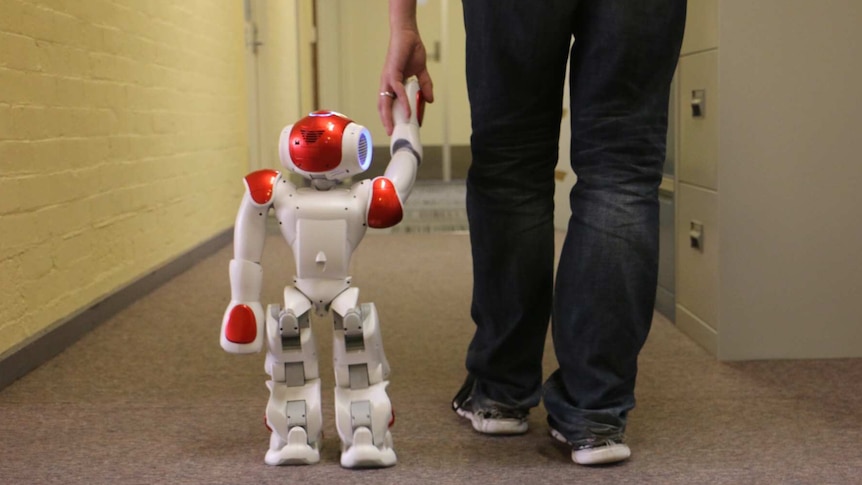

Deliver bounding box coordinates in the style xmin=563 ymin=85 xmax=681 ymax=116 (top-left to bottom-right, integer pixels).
xmin=417 ymin=71 xmax=435 ymax=103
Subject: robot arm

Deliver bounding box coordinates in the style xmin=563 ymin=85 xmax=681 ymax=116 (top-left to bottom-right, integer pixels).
xmin=385 ymin=78 xmax=424 ymax=201
xmin=220 ymin=169 xmax=281 ymax=354
xmin=367 ymin=78 xmax=425 ymax=229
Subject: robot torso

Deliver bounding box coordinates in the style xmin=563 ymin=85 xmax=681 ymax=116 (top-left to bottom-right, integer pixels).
xmin=271 ymin=176 xmax=375 ymax=308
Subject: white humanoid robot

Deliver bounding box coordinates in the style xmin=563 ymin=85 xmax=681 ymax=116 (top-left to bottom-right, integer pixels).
xmin=220 ymin=79 xmax=424 ymax=468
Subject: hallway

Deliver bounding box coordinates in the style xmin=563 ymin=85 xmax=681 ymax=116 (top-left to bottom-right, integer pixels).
xmin=3 ymin=2 xmax=862 ymax=482
xmin=1 ymin=229 xmax=859 ymax=484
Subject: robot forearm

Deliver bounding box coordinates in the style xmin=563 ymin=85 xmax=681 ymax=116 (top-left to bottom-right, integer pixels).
xmin=220 ymin=258 xmax=265 ymax=353
xmin=229 ymin=258 xmax=263 ymax=302
xmin=382 ymin=150 xmax=419 ymax=202
xmin=385 ymin=78 xmax=424 ymax=202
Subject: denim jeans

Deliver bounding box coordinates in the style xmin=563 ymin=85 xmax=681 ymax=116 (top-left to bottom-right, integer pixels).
xmin=461 ymin=0 xmax=686 ymax=445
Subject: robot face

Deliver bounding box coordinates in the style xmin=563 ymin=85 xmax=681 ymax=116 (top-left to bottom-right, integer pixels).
xmin=279 ymin=111 xmax=372 ymax=182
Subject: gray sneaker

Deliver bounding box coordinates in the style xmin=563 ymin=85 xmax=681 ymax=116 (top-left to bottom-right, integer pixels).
xmin=452 ymin=376 xmax=528 ymax=435
xmin=549 ymin=426 xmax=631 ymax=465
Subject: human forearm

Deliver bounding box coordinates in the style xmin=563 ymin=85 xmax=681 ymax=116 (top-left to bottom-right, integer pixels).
xmin=379 ymin=0 xmax=433 ymax=135
xmin=389 ymin=0 xmax=418 ymax=32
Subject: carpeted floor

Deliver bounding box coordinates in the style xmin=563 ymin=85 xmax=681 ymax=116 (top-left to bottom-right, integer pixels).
xmin=1 ymin=218 xmax=860 ymax=484
xmin=385 ymin=180 xmax=469 ymax=234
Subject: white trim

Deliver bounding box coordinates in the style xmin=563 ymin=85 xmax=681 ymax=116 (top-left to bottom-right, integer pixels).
xmin=676 ymin=304 xmax=718 ymax=356
xmin=660 ymin=175 xmax=675 ymax=194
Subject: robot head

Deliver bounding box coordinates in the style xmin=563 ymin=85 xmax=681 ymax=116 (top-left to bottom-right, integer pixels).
xmin=278 ymin=111 xmax=372 ymax=182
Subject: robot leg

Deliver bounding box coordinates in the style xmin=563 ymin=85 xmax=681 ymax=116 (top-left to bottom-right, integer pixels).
xmin=331 ymin=287 xmax=396 ymax=468
xmin=263 ymin=287 xmax=322 ymax=466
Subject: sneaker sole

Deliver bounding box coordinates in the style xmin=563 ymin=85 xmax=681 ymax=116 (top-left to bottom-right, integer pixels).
xmin=454 ymin=405 xmax=528 ymax=435
xmin=549 ymin=427 xmax=631 ymax=465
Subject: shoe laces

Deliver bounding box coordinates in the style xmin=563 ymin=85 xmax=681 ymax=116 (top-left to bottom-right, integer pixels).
xmin=475 ymin=405 xmax=526 ymax=421
xmin=575 ymin=437 xmax=626 ymax=451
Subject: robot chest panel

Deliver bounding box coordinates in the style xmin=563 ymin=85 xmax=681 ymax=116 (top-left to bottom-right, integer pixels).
xmin=275 ymin=189 xmax=366 ymax=279
xmin=294 ymin=219 xmax=351 ymax=279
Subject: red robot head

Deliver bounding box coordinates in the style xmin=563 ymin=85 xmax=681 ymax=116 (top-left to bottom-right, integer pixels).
xmin=279 ymin=111 xmax=372 ymax=182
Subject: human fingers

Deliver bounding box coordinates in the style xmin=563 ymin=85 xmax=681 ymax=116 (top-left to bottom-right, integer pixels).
xmin=390 ymin=79 xmax=410 ymax=122
xmin=378 ymin=83 xmax=397 ymax=136
xmin=417 ymin=70 xmax=434 ymax=104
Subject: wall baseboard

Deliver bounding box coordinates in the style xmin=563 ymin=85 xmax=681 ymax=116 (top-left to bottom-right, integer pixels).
xmin=655 ymin=287 xmax=676 ymax=323
xmin=0 ymin=227 xmax=233 ymax=391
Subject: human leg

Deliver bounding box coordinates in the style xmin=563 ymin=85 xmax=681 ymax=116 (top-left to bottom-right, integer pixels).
xmin=542 ymin=0 xmax=686 ymax=464
xmin=458 ymin=0 xmax=577 ymax=422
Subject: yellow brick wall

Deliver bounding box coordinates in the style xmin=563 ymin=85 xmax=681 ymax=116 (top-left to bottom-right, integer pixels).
xmin=0 ymin=0 xmax=249 ymax=356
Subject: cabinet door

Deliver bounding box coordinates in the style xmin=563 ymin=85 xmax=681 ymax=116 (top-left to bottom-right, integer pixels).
xmin=676 ymin=183 xmax=719 ymax=330
xmin=681 ymin=0 xmax=718 ymax=55
xmin=678 ymin=50 xmax=719 ymax=190
xmin=656 ymin=189 xmax=676 ymax=321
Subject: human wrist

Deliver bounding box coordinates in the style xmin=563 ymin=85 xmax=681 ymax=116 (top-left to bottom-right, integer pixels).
xmin=389 ymin=0 xmax=418 ymax=31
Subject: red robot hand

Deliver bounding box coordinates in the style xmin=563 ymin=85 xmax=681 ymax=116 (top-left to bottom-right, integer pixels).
xmin=224 ymin=304 xmax=257 ymax=344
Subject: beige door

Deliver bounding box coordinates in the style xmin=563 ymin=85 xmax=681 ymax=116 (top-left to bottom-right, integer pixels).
xmin=244 ymin=0 xmax=317 ymax=173
xmin=243 ymin=0 xmax=263 ymax=172
xmin=316 ymin=0 xmax=471 ymax=181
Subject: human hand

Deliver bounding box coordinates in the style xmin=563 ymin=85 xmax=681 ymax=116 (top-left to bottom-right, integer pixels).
xmin=379 ymin=26 xmax=434 ymax=135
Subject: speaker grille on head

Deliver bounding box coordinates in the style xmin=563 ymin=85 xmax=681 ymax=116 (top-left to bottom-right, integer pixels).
xmin=301 ymin=129 xmax=324 ymax=143
xmin=358 ymin=132 xmax=368 ymax=164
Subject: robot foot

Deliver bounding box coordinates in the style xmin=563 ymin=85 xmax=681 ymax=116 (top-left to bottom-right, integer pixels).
xmin=340 ymin=427 xmax=396 ymax=469
xmin=264 ymin=427 xmax=320 ymax=466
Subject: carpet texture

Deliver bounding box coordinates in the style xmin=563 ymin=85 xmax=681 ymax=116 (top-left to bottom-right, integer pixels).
xmin=1 ymin=229 xmax=860 ymax=485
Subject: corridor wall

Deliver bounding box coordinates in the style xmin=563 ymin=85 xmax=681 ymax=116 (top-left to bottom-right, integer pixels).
xmin=0 ymin=1 xmax=249 ymax=357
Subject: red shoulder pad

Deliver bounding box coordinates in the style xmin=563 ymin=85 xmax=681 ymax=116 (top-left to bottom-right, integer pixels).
xmin=367 ymin=177 xmax=403 ymax=228
xmin=244 ymin=169 xmax=279 ymax=205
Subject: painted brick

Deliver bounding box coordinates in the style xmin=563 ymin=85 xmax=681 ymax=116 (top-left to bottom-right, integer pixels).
xmin=0 ymin=0 xmax=18 ymax=32
xmin=8 ymin=175 xmax=44 ymax=212
xmin=89 ymin=52 xmax=133 ymax=83
xmin=0 ymin=0 xmax=248 ymax=357
xmin=41 ymin=198 xmax=91 ymax=240
xmin=0 ymin=321 xmax=29 ymax=355
xmin=85 ymin=192 xmax=115 ymax=233
xmin=0 ymin=177 xmax=21 ymax=215
xmin=0 ymin=258 xmax=24 ymax=322
xmin=0 ymin=141 xmax=38 ymax=176
xmin=49 ymin=12 xmax=106 ymax=52
xmin=0 ymin=68 xmax=56 ymax=105
xmin=16 ymin=242 xmax=53 ymax=281
xmin=49 ymin=230 xmax=92 ymax=271
xmin=0 ymin=0 xmax=55 ymax=41
xmin=0 ymin=212 xmax=46 ymax=260
xmin=39 ymin=43 xmax=90 ymax=79
xmin=0 ymin=31 xmax=44 ymax=72
xmin=53 ymin=76 xmax=88 ymax=107
xmin=0 ymin=104 xmax=11 ymax=139
xmin=27 ymin=138 xmax=107 ymax=171
xmin=9 ymin=106 xmax=52 ymax=139
xmin=107 ymin=135 xmax=131 ymax=160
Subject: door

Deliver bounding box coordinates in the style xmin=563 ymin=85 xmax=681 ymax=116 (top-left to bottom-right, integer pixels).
xmin=244 ymin=0 xmax=317 ymax=173
xmin=315 ymin=0 xmax=470 ymax=181
xmin=244 ymin=0 xmax=263 ymax=172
